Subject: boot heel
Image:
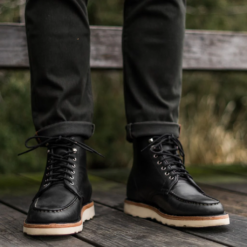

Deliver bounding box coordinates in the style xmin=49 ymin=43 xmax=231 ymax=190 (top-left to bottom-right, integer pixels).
xmin=82 ymin=202 xmax=95 ymax=222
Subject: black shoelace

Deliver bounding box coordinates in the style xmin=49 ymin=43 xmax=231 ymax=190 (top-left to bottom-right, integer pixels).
xmin=18 ymin=135 xmax=103 ymax=186
xmin=142 ymin=134 xmax=192 ymax=193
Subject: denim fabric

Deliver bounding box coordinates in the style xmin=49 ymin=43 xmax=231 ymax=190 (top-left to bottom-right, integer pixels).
xmin=25 ymin=0 xmax=185 ymax=140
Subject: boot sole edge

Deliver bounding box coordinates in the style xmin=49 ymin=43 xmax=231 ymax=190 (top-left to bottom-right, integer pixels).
xmin=124 ymin=200 xmax=230 ymax=228
xmin=23 ymin=201 xmax=95 ymax=235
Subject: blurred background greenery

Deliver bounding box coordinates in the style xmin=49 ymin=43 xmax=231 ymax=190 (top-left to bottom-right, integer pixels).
xmin=1 ymin=0 xmax=247 ymax=174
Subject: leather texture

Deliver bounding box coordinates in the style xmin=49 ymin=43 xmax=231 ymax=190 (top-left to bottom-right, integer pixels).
xmin=26 ymin=136 xmax=92 ymax=224
xmin=127 ymin=136 xmax=225 ymax=216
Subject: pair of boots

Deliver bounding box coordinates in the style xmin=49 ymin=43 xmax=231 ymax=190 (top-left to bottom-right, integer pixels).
xmin=20 ymin=134 xmax=229 ymax=236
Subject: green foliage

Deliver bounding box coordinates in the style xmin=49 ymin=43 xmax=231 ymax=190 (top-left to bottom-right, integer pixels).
xmin=1 ymin=0 xmax=247 ymax=173
xmin=186 ymin=0 xmax=247 ymax=31
xmin=0 ymin=71 xmax=45 ymax=173
xmin=0 ymin=0 xmax=20 ymax=22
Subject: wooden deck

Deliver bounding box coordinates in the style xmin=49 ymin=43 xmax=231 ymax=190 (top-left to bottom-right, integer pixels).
xmin=0 ymin=167 xmax=247 ymax=247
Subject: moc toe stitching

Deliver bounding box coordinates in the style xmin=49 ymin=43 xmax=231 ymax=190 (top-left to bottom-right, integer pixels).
xmin=26 ymin=197 xmax=82 ymax=224
xmin=170 ymin=192 xmax=220 ymax=206
xmin=34 ymin=196 xmax=78 ymax=212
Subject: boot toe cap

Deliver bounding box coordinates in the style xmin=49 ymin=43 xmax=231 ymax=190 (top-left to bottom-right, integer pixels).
xmin=170 ymin=192 xmax=225 ymax=216
xmin=26 ymin=196 xmax=81 ymax=224
xmin=25 ymin=184 xmax=82 ymax=224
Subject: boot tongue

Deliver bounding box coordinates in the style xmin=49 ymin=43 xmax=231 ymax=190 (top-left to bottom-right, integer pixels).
xmin=160 ymin=140 xmax=177 ymax=154
xmin=49 ymin=143 xmax=71 ymax=184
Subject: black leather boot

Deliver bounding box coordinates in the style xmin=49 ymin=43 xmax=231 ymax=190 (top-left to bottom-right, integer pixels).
xmin=124 ymin=134 xmax=230 ymax=227
xmin=19 ymin=135 xmax=101 ymax=235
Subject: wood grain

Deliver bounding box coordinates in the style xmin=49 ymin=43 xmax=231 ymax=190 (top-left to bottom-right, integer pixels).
xmin=0 ymin=193 xmax=223 ymax=246
xmin=184 ymin=214 xmax=247 ymax=247
xmin=200 ymin=185 xmax=247 ymax=217
xmin=1 ymin=174 xmax=246 ymax=246
xmin=0 ymin=203 xmax=93 ymax=247
xmin=81 ymin=204 xmax=224 ymax=247
xmin=1 ymin=24 xmax=247 ymax=70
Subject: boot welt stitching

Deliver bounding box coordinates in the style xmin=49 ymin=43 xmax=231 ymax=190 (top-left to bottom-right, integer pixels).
xmin=170 ymin=193 xmax=220 ymax=206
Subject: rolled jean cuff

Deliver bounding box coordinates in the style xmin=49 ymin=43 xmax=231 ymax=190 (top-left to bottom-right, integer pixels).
xmin=126 ymin=121 xmax=180 ymax=142
xmin=36 ymin=121 xmax=95 ymax=140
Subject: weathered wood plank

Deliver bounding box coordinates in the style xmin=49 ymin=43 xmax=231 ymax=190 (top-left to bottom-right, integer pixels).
xmin=183 ymin=30 xmax=247 ymax=70
xmin=1 ymin=174 xmax=247 ymax=246
xmin=0 ymin=175 xmax=224 ymax=247
xmin=0 ymin=203 xmax=93 ymax=247
xmin=200 ymin=185 xmax=247 ymax=217
xmin=80 ymin=204 xmax=224 ymax=247
xmin=1 ymin=23 xmax=247 ymax=70
xmin=209 ymin=183 xmax=247 ymax=195
xmin=0 ymin=24 xmax=29 ymax=68
xmin=0 ymin=199 xmax=224 ymax=247
xmin=184 ymin=214 xmax=247 ymax=247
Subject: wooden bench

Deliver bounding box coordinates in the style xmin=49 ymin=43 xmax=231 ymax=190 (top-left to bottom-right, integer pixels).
xmin=1 ymin=23 xmax=247 ymax=70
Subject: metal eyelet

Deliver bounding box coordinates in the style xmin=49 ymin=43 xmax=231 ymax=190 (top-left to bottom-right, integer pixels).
xmin=153 ymin=154 xmax=158 ymax=158
xmin=47 ymin=150 xmax=50 ymax=153
xmin=169 ymin=176 xmax=174 ymax=180
xmin=165 ymin=172 xmax=170 ymax=176
xmin=43 ymin=182 xmax=50 ymax=187
xmin=71 ymin=170 xmax=75 ymax=174
xmin=73 ymin=148 xmax=77 ymax=153
xmin=70 ymin=182 xmax=74 ymax=185
xmin=72 ymin=164 xmax=76 ymax=168
xmin=46 ymin=172 xmax=49 ymax=176
xmin=161 ymin=167 xmax=166 ymax=170
xmin=73 ymin=158 xmax=77 ymax=161
xmin=70 ymin=176 xmax=74 ymax=180
xmin=157 ymin=161 xmax=162 ymax=165
xmin=148 ymin=138 xmax=154 ymax=143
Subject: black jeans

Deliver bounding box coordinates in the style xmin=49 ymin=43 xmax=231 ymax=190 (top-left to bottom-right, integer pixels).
xmin=25 ymin=0 xmax=185 ymax=141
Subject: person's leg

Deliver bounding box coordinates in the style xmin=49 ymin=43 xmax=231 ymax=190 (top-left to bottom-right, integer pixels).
xmin=26 ymin=0 xmax=94 ymax=137
xmin=22 ymin=0 xmax=97 ymax=236
xmin=123 ymin=0 xmax=183 ymax=140
xmin=123 ymin=0 xmax=229 ymax=227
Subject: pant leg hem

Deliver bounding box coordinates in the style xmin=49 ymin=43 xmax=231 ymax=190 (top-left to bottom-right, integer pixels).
xmin=36 ymin=121 xmax=95 ymax=139
xmin=126 ymin=121 xmax=180 ymax=142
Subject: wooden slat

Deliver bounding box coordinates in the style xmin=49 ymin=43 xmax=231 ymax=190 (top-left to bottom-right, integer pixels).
xmin=185 ymin=215 xmax=247 ymax=247
xmin=1 ymin=174 xmax=247 ymax=246
xmin=80 ymin=204 xmax=224 ymax=247
xmin=183 ymin=30 xmax=247 ymax=70
xmin=200 ymin=185 xmax=247 ymax=217
xmin=1 ymin=23 xmax=247 ymax=70
xmin=91 ymin=176 xmax=247 ymax=217
xmin=208 ymin=183 xmax=247 ymax=194
xmin=0 ymin=197 xmax=223 ymax=246
xmin=90 ymin=177 xmax=247 ymax=247
xmin=0 ymin=203 xmax=93 ymax=247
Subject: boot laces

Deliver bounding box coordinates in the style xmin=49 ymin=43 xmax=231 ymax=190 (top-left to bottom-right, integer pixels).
xmin=142 ymin=134 xmax=191 ymax=181
xmin=18 ymin=135 xmax=103 ymax=186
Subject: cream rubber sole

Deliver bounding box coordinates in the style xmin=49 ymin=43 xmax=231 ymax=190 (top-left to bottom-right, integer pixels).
xmin=23 ymin=201 xmax=95 ymax=236
xmin=124 ymin=200 xmax=230 ymax=228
